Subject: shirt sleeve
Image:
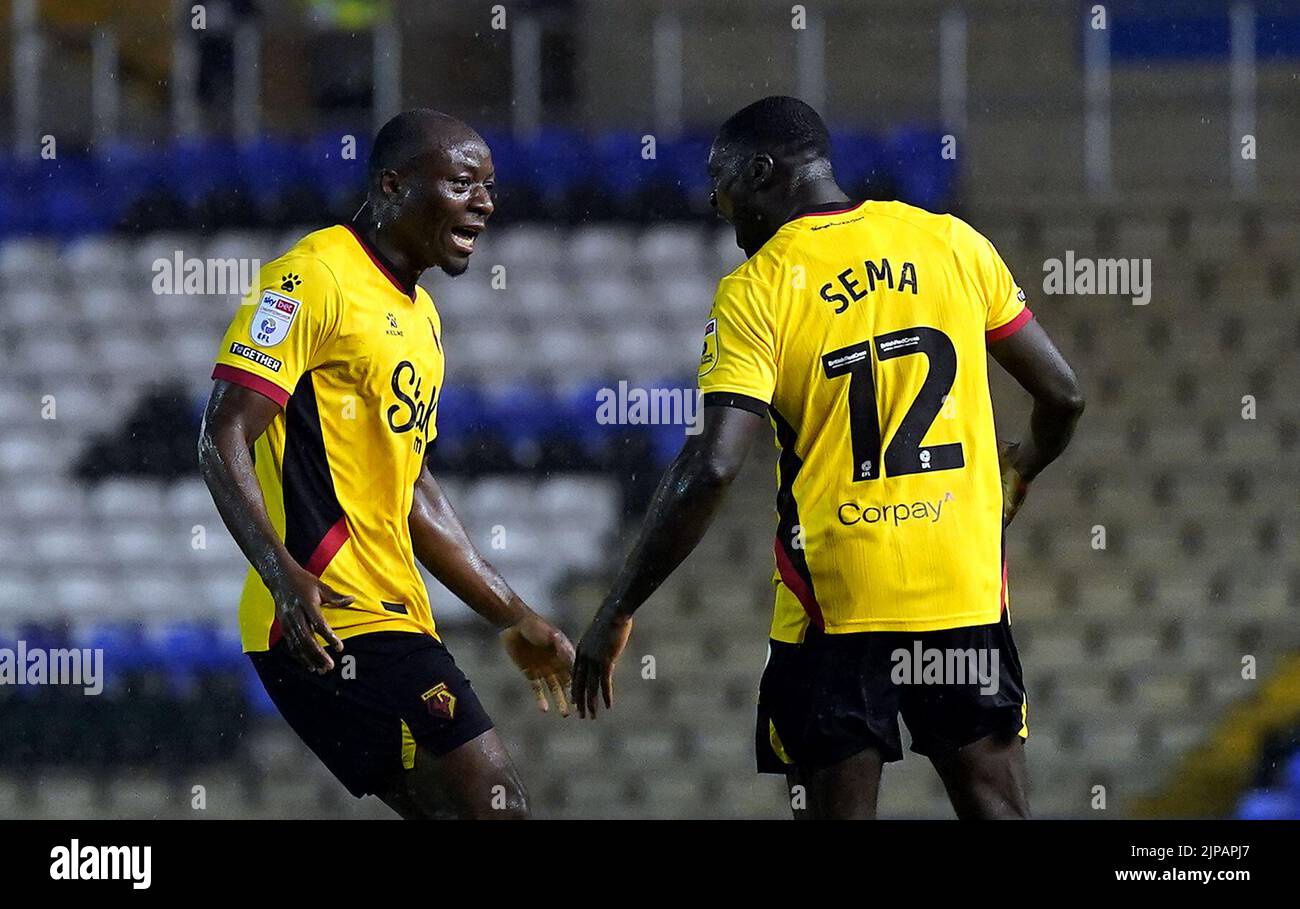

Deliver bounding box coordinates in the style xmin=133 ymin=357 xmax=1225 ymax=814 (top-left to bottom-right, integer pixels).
xmin=697 ymin=274 xmax=778 ymax=412
xmin=211 ymin=256 xmax=342 ymax=407
xmin=953 ymin=217 xmax=1033 ymax=342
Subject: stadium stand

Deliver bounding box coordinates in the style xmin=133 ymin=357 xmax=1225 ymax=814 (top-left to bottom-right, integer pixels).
xmin=2 ymin=0 xmax=1298 ymax=819
xmin=0 ymin=128 xmax=952 ymax=239
xmin=2 ymin=199 xmax=1298 ymax=817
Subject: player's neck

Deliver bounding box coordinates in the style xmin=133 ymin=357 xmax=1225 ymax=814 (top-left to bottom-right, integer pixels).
xmin=739 ymin=182 xmax=854 ymax=255
xmin=352 ymin=217 xmax=423 ymax=293
xmin=782 ymin=180 xmax=852 ymax=223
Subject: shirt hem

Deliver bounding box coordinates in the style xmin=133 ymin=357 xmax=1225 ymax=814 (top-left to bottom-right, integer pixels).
xmin=770 ymin=607 xmax=1003 ymax=642
xmin=242 ymin=616 xmax=440 ymax=653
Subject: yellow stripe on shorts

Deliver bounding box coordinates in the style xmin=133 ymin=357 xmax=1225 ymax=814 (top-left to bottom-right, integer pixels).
xmin=769 ymin=720 xmax=795 ymax=765
xmin=400 ymin=720 xmax=417 ymax=770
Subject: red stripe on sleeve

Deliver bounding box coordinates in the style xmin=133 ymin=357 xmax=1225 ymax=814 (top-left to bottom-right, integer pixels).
xmin=986 ymin=307 xmax=1033 ymax=343
xmin=212 ymin=364 xmax=291 ymax=408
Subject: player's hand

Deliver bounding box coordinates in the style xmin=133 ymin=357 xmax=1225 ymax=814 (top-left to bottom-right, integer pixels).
xmin=269 ymin=563 xmax=352 ymax=674
xmin=500 ymin=610 xmax=576 ymax=717
xmin=571 ymin=609 xmax=634 ymax=719
xmin=998 ymin=439 xmax=1031 ymax=527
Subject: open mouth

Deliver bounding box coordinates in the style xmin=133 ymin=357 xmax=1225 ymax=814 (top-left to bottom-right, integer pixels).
xmin=449 ymin=224 xmax=482 ymax=254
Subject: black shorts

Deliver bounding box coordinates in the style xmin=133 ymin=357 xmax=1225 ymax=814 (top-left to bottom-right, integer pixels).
xmin=756 ymin=613 xmax=1027 ymax=773
xmin=249 ymin=631 xmax=494 ymax=797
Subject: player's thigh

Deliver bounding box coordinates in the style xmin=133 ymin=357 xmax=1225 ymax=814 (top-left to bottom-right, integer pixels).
xmin=381 ymin=728 xmax=529 ymax=820
xmin=928 ymin=732 xmax=1030 ymax=820
xmin=760 ymin=631 xmax=900 ymax=820
xmin=787 ymin=746 xmax=884 ymax=820
xmin=901 ymin=614 xmax=1030 ymax=818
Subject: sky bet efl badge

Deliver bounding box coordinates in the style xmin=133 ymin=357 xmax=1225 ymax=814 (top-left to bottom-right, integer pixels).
xmin=250 ymin=290 xmax=300 ymax=347
xmin=698 ymin=317 xmax=718 ymax=377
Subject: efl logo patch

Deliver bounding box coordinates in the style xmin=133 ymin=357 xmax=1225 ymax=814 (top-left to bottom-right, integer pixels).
xmin=228 ymin=342 xmax=282 ymax=372
xmin=249 ymin=290 xmax=300 ymax=347
xmin=421 ymin=682 xmax=456 ymax=719
xmin=698 ymin=318 xmax=718 ymax=377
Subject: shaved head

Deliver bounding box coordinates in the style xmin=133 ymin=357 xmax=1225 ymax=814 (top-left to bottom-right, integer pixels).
xmin=712 ymin=96 xmax=831 ymax=164
xmin=368 ymin=109 xmax=484 ymax=181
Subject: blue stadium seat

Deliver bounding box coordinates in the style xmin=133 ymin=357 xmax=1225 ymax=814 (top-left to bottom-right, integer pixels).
xmin=157 ymin=621 xmax=237 ymax=674
xmin=647 ymin=376 xmax=698 ymax=466
xmin=482 ymin=381 xmax=559 ymax=453
xmin=517 ymin=127 xmax=591 ymax=206
xmin=240 ymin=658 xmax=277 ymax=716
xmin=43 ymin=156 xmax=115 ymax=237
xmin=885 ymin=126 xmax=957 ymax=211
xmin=565 ymin=380 xmax=622 ymax=458
xmin=548 ymin=382 xmax=597 ymax=437
xmin=83 ymin=622 xmax=162 ymax=673
xmin=658 ymin=133 xmax=713 ymax=198
xmin=0 ymin=156 xmax=99 ymax=236
xmin=830 ymin=130 xmax=886 ymax=193
xmin=73 ymin=621 xmax=162 ymax=697
xmin=476 ymin=128 xmax=518 ymax=182
xmin=303 ymin=132 xmax=370 ymax=206
xmin=433 ymin=383 xmax=489 ymax=441
xmin=95 ymin=140 xmax=164 ymax=219
xmin=236 ymin=136 xmax=307 ymax=198
xmin=166 ymin=137 xmax=243 ymax=207
xmin=1235 ymin=788 xmax=1299 ymax=820
xmin=0 ymin=125 xmax=955 ymax=234
xmin=1285 ymin=750 xmax=1300 ymax=794
xmin=595 ymin=130 xmax=663 ymax=202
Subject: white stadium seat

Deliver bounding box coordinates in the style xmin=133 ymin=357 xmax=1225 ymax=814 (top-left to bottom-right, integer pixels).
xmin=88 ymin=480 xmax=167 ymax=523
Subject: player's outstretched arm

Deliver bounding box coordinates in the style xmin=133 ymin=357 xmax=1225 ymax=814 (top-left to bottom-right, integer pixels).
xmin=988 ymin=318 xmax=1086 ymax=524
xmin=410 ymin=464 xmax=575 ymax=716
xmin=198 ymin=381 xmax=353 ymax=673
xmin=572 ymin=403 xmax=767 ymax=718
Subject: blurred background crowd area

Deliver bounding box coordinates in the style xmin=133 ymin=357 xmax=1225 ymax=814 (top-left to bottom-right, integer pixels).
xmin=0 ymin=0 xmax=1298 ymax=818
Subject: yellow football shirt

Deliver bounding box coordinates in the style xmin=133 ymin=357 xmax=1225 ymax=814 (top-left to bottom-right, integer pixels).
xmin=211 ymin=224 xmax=445 ymax=652
xmin=698 ymin=200 xmax=1033 ymax=642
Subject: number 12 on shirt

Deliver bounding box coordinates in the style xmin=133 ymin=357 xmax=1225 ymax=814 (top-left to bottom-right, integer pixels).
xmin=821 ymin=325 xmax=965 ymax=484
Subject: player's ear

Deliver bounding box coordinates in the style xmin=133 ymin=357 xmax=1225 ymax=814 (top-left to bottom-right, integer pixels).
xmin=748 ymin=154 xmax=776 ymax=190
xmin=378 ymin=168 xmax=403 ymax=203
